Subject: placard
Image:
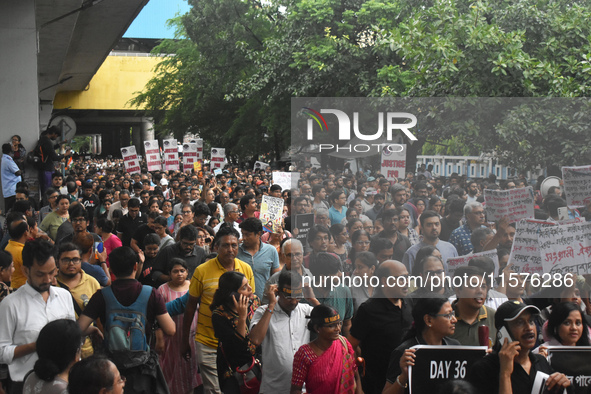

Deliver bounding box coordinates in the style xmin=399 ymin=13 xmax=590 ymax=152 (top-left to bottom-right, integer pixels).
xmin=120 ymin=146 xmax=140 ymax=174
xmin=294 ymin=214 xmax=315 ymax=242
xmin=562 ymin=165 xmax=591 ymax=209
xmin=193 ymin=139 xmax=204 ymax=160
xmin=509 ymin=219 xmax=555 ymax=274
xmin=547 ymin=346 xmax=591 ymax=393
xmin=446 ymin=249 xmax=499 ymax=279
xmin=143 ymin=140 xmax=161 ymax=172
xmin=539 ymin=221 xmax=591 ymax=275
xmin=211 ymin=147 xmax=225 ymax=170
xmin=408 ymin=345 xmax=487 ymax=394
xmin=381 ymin=144 xmax=406 ymax=182
xmin=182 ymin=142 xmax=198 ymax=173
xmin=254 ymin=161 xmax=270 ymax=171
xmin=163 ymin=139 xmax=179 ymax=171
xmin=484 ymin=186 xmax=535 ymax=222
xmin=273 ymin=172 xmax=296 ymax=191
xmin=260 ymin=195 xmax=284 ymax=233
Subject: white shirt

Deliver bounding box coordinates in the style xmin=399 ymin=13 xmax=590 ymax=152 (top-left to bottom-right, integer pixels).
xmin=0 ymin=283 xmax=76 ymax=381
xmin=213 ymin=220 xmax=242 ymax=238
xmin=250 ymin=301 xmax=313 ymax=393
xmin=107 ymin=200 xmax=129 ymax=220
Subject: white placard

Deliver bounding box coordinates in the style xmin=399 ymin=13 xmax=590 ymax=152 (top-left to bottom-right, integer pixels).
xmin=210 ymin=147 xmax=225 ymax=170
xmin=381 ymin=144 xmax=406 ymax=182
xmin=562 ymin=165 xmax=591 ymax=208
xmin=121 ymin=146 xmax=141 ymax=174
xmin=143 ymin=140 xmax=161 ymax=172
xmin=163 ymin=139 xmax=179 ymax=171
xmin=484 ymin=186 xmax=535 ymax=222
xmin=182 ymin=142 xmax=197 ymax=173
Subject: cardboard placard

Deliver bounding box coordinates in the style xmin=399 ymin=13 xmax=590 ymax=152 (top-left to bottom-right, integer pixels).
xmin=484 ymin=186 xmax=535 ymax=222
xmin=143 ymin=140 xmax=161 ymax=172
xmin=381 ymin=144 xmax=406 ymax=182
xmin=121 ymin=146 xmax=140 ymax=174
xmin=260 ymin=195 xmax=284 ymax=233
xmin=408 ymin=345 xmax=487 ymax=394
xmin=562 ymin=165 xmax=591 ymax=209
xmin=163 ymin=139 xmax=179 ymax=171
xmin=446 ymin=249 xmax=499 ymax=279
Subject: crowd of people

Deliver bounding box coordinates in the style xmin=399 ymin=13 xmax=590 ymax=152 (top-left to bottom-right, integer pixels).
xmin=1 ymin=136 xmax=590 ymax=394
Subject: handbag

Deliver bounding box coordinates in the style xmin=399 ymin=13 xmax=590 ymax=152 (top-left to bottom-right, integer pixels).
xmin=221 ymin=342 xmax=262 ymax=394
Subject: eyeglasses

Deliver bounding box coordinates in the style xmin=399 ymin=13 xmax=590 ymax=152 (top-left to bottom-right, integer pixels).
xmin=60 ymin=257 xmax=81 ymax=265
xmin=432 ymin=311 xmax=456 ymax=321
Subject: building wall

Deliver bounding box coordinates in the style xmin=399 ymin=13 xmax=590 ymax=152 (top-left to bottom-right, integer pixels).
xmin=53 ymin=55 xmax=164 ymax=110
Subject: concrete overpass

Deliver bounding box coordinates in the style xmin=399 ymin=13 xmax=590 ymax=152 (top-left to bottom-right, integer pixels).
xmin=1 ymin=0 xmax=150 ymax=189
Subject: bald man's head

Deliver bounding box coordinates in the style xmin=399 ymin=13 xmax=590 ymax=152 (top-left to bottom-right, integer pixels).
xmin=375 ymin=260 xmax=409 ymax=299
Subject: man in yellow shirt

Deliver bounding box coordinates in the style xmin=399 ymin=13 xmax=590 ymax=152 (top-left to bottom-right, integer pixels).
xmin=4 ymin=216 xmax=29 ymax=289
xmin=181 ymin=226 xmax=254 ymax=394
xmin=55 ymin=242 xmax=101 ymax=358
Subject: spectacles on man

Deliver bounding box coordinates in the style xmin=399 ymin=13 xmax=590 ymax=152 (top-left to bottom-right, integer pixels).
xmin=60 ymin=257 xmax=81 ymax=265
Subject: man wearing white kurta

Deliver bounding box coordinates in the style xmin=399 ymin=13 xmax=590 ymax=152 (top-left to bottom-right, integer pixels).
xmin=249 ymin=271 xmax=320 ymax=393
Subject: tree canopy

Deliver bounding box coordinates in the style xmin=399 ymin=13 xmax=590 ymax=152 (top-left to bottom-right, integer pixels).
xmin=131 ymin=0 xmax=591 ymax=170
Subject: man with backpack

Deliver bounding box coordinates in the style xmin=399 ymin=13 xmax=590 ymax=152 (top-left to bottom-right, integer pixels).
xmin=78 ymin=246 xmax=176 ymax=394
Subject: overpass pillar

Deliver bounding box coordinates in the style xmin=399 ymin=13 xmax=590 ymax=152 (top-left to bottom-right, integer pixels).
xmin=141 ymin=117 xmax=155 ymax=142
xmin=0 ymin=0 xmax=41 ymax=208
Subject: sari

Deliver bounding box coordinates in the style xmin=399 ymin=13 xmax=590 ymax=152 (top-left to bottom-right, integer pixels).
xmin=292 ymin=336 xmax=356 ymax=393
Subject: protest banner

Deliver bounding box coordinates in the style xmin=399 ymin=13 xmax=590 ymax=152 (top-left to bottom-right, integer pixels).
xmin=408 ymin=345 xmax=487 ymax=394
xmin=562 ymin=165 xmax=591 ymax=209
xmin=210 ymin=147 xmax=225 ymax=170
xmin=182 ymin=142 xmax=198 ymax=173
xmin=191 ymin=139 xmax=204 ymax=160
xmin=162 ymin=139 xmax=179 ymax=171
xmin=143 ymin=140 xmax=161 ymax=172
xmin=260 ymin=195 xmax=284 ymax=233
xmin=484 ymin=186 xmax=535 ymax=222
xmin=381 ymin=144 xmax=406 ymax=183
xmin=253 ymin=161 xmax=269 ymax=172
xmin=120 ymin=146 xmax=140 ymax=174
xmin=509 ymin=219 xmax=556 ymax=275
xmin=294 ymin=214 xmax=315 ymax=243
xmin=446 ymin=249 xmax=499 ymax=279
xmin=193 ymin=160 xmax=202 ymax=173
xmin=538 ymin=221 xmax=591 ymax=276
xmin=547 ymin=346 xmax=591 ymax=393
xmin=272 ymin=172 xmax=300 ymax=191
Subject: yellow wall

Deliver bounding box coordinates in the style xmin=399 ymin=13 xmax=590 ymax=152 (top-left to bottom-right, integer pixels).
xmin=53 ymin=55 xmax=163 ymax=110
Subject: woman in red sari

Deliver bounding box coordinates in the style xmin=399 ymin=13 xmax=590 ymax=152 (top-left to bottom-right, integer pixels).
xmin=291 ymin=305 xmax=362 ymax=394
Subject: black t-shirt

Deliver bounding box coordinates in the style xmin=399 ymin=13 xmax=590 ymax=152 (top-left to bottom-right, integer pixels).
xmin=132 ymin=223 xmax=156 ymax=250
xmin=440 ymin=216 xmax=460 ymax=242
xmin=81 ymin=193 xmax=99 ymax=224
xmin=117 ymin=213 xmax=147 ymax=247
xmin=468 ymin=351 xmax=560 ymax=394
xmin=375 ymin=231 xmax=412 ymax=262
xmin=350 ymin=297 xmax=413 ymax=394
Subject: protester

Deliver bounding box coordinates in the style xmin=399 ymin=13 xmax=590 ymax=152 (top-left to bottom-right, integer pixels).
xmin=383 ymin=297 xmax=460 ymax=394
xmin=469 ymin=301 xmax=571 ymax=394
xmin=291 ymin=304 xmax=361 ymax=394
xmin=210 ymin=271 xmax=260 ymax=393
xmin=157 ymin=258 xmax=201 ymax=394
xmin=68 ymin=355 xmax=125 ymax=394
xmin=534 ymin=301 xmax=591 ymax=357
xmin=22 ymin=319 xmax=81 ymax=394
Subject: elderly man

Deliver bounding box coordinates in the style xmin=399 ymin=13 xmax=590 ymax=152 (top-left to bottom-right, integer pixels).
xmin=213 ymin=203 xmax=241 ymax=237
xmin=263 ymin=239 xmax=311 ymax=303
xmin=449 ymin=201 xmax=487 ymax=256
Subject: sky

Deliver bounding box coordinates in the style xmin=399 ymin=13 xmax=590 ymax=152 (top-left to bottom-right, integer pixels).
xmin=123 ymin=0 xmax=191 ymax=39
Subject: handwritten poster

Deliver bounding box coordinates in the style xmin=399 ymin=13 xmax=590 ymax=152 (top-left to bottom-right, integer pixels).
xmin=120 ymin=146 xmax=140 ymax=174
xmin=539 ymin=221 xmax=591 ymax=275
xmin=484 ymin=186 xmax=535 ymax=222
xmin=143 ymin=140 xmax=161 ymax=172
xmin=163 ymin=139 xmax=179 ymax=171
xmin=562 ymin=165 xmax=591 ymax=209
xmin=260 ymin=195 xmax=285 ymax=233
xmin=381 ymin=144 xmax=406 ymax=183
xmin=446 ymin=249 xmax=499 ymax=279
xmin=508 ymin=219 xmax=555 ymax=274
xmin=210 ymin=148 xmax=225 ymax=170
xmin=272 ymin=172 xmax=300 ymax=191
xmin=182 ymin=142 xmax=198 ymax=173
